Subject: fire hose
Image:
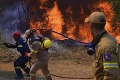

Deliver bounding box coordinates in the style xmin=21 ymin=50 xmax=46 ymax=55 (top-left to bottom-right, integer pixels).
xmin=27 ymin=28 xmax=93 ymax=79
xmin=34 ymin=28 xmax=88 ymax=44
xmin=0 ymin=28 xmax=88 ymax=45
xmin=0 ymin=27 xmax=93 ymax=79
xmin=29 ymin=60 xmax=93 ymax=80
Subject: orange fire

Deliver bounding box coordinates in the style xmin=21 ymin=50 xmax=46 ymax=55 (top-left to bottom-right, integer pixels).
xmin=39 ymin=0 xmax=48 ymax=9
xmin=98 ymin=1 xmax=120 ymax=43
xmin=46 ymin=2 xmax=64 ymax=39
xmin=28 ymin=0 xmax=120 ymax=43
xmin=98 ymin=1 xmax=113 ymax=33
xmin=64 ymin=6 xmax=77 ymax=40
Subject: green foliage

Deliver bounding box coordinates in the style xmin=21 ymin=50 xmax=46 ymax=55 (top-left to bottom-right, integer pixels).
xmin=108 ymin=0 xmax=120 ymax=26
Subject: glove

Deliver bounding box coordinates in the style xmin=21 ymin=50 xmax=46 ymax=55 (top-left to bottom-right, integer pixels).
xmin=25 ymin=52 xmax=32 ymax=60
xmin=25 ymin=52 xmax=29 ymax=57
xmin=87 ymin=42 xmax=95 ymax=55
xmin=3 ymin=42 xmax=9 ymax=47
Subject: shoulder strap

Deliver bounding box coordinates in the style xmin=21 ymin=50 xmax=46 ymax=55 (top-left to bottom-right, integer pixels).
xmin=31 ymin=35 xmax=48 ymax=50
xmin=36 ymin=35 xmax=43 ymax=43
xmin=92 ymin=31 xmax=107 ymax=47
xmin=31 ymin=35 xmax=43 ymax=43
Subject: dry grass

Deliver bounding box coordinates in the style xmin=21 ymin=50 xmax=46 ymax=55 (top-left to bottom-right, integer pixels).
xmin=0 ymin=44 xmax=94 ymax=80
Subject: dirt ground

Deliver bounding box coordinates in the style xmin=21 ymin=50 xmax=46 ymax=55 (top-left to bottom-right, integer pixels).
xmin=0 ymin=46 xmax=94 ymax=80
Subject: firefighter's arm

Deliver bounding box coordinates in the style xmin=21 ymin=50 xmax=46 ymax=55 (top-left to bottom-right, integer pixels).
xmin=23 ymin=41 xmax=31 ymax=53
xmin=102 ymin=46 xmax=119 ymax=80
xmin=3 ymin=42 xmax=17 ymax=48
xmin=26 ymin=41 xmax=39 ymax=58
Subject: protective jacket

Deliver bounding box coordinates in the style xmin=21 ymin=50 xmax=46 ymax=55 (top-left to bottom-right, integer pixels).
xmin=27 ymin=34 xmax=52 ymax=80
xmin=93 ymin=30 xmax=120 ymax=80
xmin=7 ymin=37 xmax=31 ymax=55
xmin=6 ymin=37 xmax=31 ymax=77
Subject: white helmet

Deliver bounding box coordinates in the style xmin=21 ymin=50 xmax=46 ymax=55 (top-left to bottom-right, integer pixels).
xmin=22 ymin=30 xmax=32 ymax=40
xmin=24 ymin=30 xmax=31 ymax=36
xmin=23 ymin=29 xmax=36 ymax=36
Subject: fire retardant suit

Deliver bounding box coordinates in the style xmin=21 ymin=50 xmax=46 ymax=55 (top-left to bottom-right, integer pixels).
xmin=4 ymin=36 xmax=31 ymax=78
xmin=26 ymin=34 xmax=52 ymax=80
xmin=92 ymin=30 xmax=120 ymax=80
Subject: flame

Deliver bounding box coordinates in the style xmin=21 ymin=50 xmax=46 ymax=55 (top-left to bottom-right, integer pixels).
xmin=114 ymin=27 xmax=120 ymax=43
xmin=79 ymin=25 xmax=93 ymax=43
xmin=65 ymin=6 xmax=76 ymax=39
xmin=47 ymin=2 xmax=64 ymax=39
xmin=98 ymin=1 xmax=113 ymax=32
xmin=98 ymin=1 xmax=120 ymax=43
xmin=39 ymin=0 xmax=48 ymax=9
xmin=27 ymin=0 xmax=120 ymax=43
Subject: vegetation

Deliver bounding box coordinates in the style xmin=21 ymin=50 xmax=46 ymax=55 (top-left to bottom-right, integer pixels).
xmin=108 ymin=0 xmax=120 ymax=27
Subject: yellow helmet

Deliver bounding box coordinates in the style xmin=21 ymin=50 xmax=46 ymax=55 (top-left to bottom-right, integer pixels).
xmin=41 ymin=39 xmax=52 ymax=49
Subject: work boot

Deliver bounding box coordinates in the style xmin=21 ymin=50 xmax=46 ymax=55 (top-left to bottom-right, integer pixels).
xmin=14 ymin=76 xmax=24 ymax=79
xmin=45 ymin=75 xmax=52 ymax=80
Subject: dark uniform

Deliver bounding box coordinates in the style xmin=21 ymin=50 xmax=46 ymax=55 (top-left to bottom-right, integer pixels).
xmin=5 ymin=37 xmax=31 ymax=79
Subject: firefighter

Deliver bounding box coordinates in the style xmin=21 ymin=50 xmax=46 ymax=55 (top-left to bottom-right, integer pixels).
xmin=85 ymin=11 xmax=120 ymax=80
xmin=23 ymin=30 xmax=52 ymax=80
xmin=4 ymin=32 xmax=31 ymax=79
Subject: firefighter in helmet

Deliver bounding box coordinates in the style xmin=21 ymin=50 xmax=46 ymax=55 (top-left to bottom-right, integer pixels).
xmin=85 ymin=11 xmax=120 ymax=80
xmin=4 ymin=32 xmax=31 ymax=79
xmin=23 ymin=29 xmax=52 ymax=80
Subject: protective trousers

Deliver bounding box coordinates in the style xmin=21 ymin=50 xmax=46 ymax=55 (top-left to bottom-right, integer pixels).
xmin=14 ymin=56 xmax=30 ymax=77
xmin=30 ymin=60 xmax=52 ymax=80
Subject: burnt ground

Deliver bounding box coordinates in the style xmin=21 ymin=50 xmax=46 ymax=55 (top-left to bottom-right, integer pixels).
xmin=0 ymin=45 xmax=94 ymax=80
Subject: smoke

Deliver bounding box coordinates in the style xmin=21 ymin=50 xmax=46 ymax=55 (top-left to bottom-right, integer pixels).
xmin=0 ymin=1 xmax=28 ymax=33
xmin=49 ymin=40 xmax=72 ymax=53
xmin=0 ymin=1 xmax=29 ymax=44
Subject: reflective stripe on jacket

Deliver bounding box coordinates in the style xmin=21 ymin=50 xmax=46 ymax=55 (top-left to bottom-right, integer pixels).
xmin=93 ymin=30 xmax=120 ymax=80
xmin=16 ymin=38 xmax=31 ymax=55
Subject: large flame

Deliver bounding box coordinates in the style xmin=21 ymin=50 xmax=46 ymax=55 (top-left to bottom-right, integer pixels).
xmin=46 ymin=2 xmax=64 ymax=39
xmin=27 ymin=0 xmax=120 ymax=43
xmin=98 ymin=1 xmax=120 ymax=43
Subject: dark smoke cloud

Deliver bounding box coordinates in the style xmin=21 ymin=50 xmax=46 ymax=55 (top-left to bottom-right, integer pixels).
xmin=0 ymin=0 xmax=28 ymax=33
xmin=0 ymin=0 xmax=29 ymax=43
xmin=0 ymin=0 xmax=17 ymax=12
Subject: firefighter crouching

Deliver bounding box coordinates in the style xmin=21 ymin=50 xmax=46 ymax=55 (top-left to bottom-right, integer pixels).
xmin=23 ymin=30 xmax=52 ymax=80
xmin=4 ymin=32 xmax=31 ymax=79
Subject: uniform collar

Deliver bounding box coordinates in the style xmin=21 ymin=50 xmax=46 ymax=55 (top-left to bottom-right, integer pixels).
xmin=92 ymin=29 xmax=107 ymax=46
